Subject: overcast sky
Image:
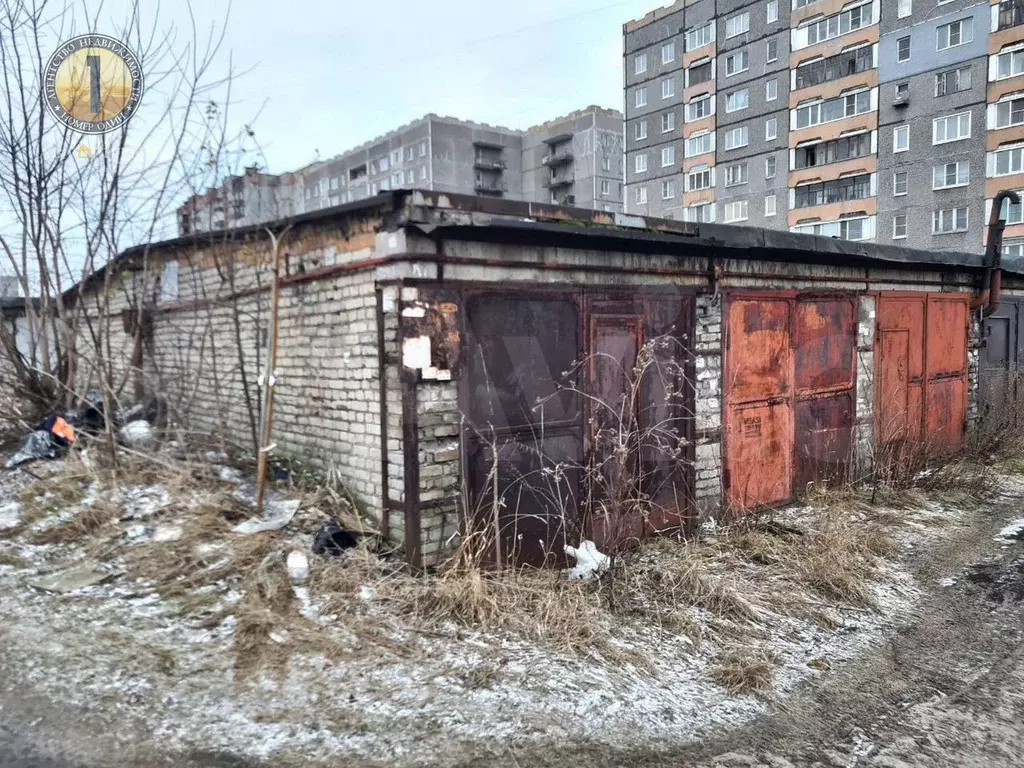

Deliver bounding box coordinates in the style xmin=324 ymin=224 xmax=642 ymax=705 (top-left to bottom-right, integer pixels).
xmin=154 ymin=0 xmax=653 ymax=173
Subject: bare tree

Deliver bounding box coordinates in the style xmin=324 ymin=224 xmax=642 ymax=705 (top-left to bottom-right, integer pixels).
xmin=0 ymin=0 xmax=247 ymax=431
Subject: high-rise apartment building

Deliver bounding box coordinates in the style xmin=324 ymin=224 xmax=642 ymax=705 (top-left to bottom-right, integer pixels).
xmin=178 ymin=107 xmax=624 ymax=235
xmin=624 ymin=0 xmax=1024 ymax=254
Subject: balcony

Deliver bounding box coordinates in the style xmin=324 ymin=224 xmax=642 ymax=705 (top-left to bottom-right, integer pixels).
xmin=542 ymin=150 xmax=574 ymax=167
xmin=793 ymin=46 xmax=874 ymax=91
xmin=543 ymin=176 xmax=574 ymax=189
xmin=793 ymin=174 xmax=873 ymax=209
xmin=474 ymin=176 xmax=506 ymax=194
xmin=999 ymin=0 xmax=1024 ymax=30
xmin=473 ymin=157 xmax=506 ymax=171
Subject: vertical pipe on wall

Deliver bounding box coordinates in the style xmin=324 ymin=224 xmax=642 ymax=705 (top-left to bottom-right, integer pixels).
xmin=401 ymin=368 xmax=422 ymax=569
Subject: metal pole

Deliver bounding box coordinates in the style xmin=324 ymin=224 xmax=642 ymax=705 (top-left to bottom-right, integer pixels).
xmin=255 ymin=226 xmax=290 ymax=516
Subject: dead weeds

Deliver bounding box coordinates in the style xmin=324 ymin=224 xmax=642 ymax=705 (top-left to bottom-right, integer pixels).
xmin=711 ymin=645 xmax=779 ymax=695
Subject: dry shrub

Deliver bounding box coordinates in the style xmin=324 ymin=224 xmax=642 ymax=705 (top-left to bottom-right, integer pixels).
xmin=27 ymin=499 xmax=120 ymax=545
xmin=711 ymin=645 xmax=778 ymax=695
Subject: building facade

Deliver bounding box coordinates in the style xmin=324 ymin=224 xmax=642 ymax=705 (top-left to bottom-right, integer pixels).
xmin=178 ymin=107 xmax=624 ymax=235
xmin=624 ymin=0 xmax=1024 ymax=254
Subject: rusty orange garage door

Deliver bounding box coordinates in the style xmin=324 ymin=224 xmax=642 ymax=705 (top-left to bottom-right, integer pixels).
xmin=724 ymin=292 xmax=856 ymax=511
xmin=876 ymin=293 xmax=969 ymax=461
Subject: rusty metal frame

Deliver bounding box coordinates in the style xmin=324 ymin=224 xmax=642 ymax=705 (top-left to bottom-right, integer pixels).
xmin=722 ymin=288 xmax=860 ymax=511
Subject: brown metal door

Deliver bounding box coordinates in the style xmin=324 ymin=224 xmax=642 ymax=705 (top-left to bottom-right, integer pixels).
xmin=724 ymin=296 xmax=794 ymax=510
xmin=981 ymin=298 xmax=1022 ymax=425
xmin=463 ymin=294 xmax=583 ymax=567
xmin=793 ymin=298 xmax=856 ymax=490
xmin=725 ymin=293 xmax=856 ymax=511
xmin=876 ymin=293 xmax=968 ymax=463
xmin=589 ymin=314 xmax=643 ymax=550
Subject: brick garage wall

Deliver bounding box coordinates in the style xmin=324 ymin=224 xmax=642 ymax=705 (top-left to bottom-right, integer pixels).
xmin=91 ymin=217 xmax=392 ymax=528
xmin=694 ymin=294 xmax=723 ymax=519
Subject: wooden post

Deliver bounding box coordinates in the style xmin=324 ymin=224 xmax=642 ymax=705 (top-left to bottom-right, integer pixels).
xmin=255 ymin=226 xmax=291 ymax=516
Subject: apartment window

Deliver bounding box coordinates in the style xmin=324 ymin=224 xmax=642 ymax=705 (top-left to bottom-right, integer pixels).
xmin=726 ymin=89 xmax=749 ymax=112
xmin=662 ymin=112 xmax=676 ymax=133
xmin=724 ymin=162 xmax=748 ymax=186
xmin=933 ymin=112 xmax=971 ymax=144
xmin=723 ymin=199 xmax=749 ymax=222
xmin=933 ymin=160 xmax=970 ymax=188
xmin=897 ymin=36 xmax=910 ymax=62
xmin=600 ymin=180 xmax=611 ymax=196
xmin=406 ymin=169 xmax=416 ymax=184
xmin=406 ymin=147 xmax=414 ymax=162
xmin=635 ymin=53 xmax=648 ymax=75
xmin=1003 ymin=195 xmax=1024 ymax=224
xmin=766 ymin=39 xmax=778 ymax=63
xmin=893 ymin=171 xmax=908 ymax=196
xmin=794 ymin=132 xmax=872 ymax=168
xmin=685 ymin=202 xmax=716 ymax=222
xmin=662 ymin=146 xmax=676 ymax=166
xmin=726 ymin=12 xmax=750 ymax=38
xmin=635 ymin=185 xmax=648 ymax=205
xmin=688 ymin=165 xmax=713 ymax=190
xmin=897 ymin=0 xmax=911 ymax=18
xmin=391 ymin=149 xmax=401 ymax=165
xmin=993 ymin=144 xmax=1024 ymax=175
xmin=305 ymin=187 xmax=313 ymax=199
xmin=663 ymin=78 xmax=677 ymax=99
xmin=995 ymin=97 xmax=1024 ymax=128
xmin=935 ymin=66 xmax=971 ymax=96
xmin=766 ymin=79 xmax=778 ymax=101
xmin=893 ymin=124 xmax=909 ymax=152
xmin=688 ymin=60 xmax=713 ymax=87
xmin=766 ymin=155 xmax=777 ymax=178
xmin=662 ymin=41 xmax=676 ymax=63
xmin=792 ymin=216 xmax=872 ymax=240
xmin=999 ymin=0 xmax=1024 ymax=30
xmin=893 ymin=214 xmax=908 ymax=239
xmin=767 ymin=0 xmax=779 ymax=23
xmin=686 ymin=130 xmax=715 ymax=156
xmin=933 ymin=207 xmax=969 ymax=233
xmin=766 ymin=117 xmax=778 ymax=140
xmin=726 ymin=50 xmax=749 ymax=76
xmin=635 ymin=153 xmax=648 ymax=173
xmin=686 ymin=21 xmax=715 ymax=51
xmin=635 ymin=120 xmax=648 ymax=140
xmin=997 ymin=48 xmax=1024 ymax=80
xmin=765 ymin=194 xmax=777 ymax=216
xmin=602 ymin=156 xmax=612 ymax=172
xmin=380 ymin=156 xmax=389 ymax=171
xmin=795 ymin=90 xmax=872 ymax=129
xmin=419 ymin=140 xmax=427 ymax=157
xmin=937 ymin=19 xmax=972 ymax=50
xmin=725 ymin=126 xmax=749 ymax=149
xmin=1006 ymin=240 xmax=1024 ymax=258
xmin=895 ymin=83 xmax=909 ymax=99
xmin=662 ymin=179 xmax=677 ymax=199
xmin=794 ymin=45 xmax=873 ymax=90
xmin=420 ymin=166 xmax=427 ymax=179
xmin=799 ymin=3 xmax=871 ymax=48
xmin=793 ymin=174 xmax=872 ymax=208
xmin=685 ymin=94 xmax=713 ymax=121
xmin=329 ymin=177 xmax=339 ymax=190
xmin=635 ymin=87 xmax=648 ymax=108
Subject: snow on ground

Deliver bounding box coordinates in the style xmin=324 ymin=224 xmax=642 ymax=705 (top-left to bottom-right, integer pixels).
xmin=0 ymin=460 xmax=1015 ymax=765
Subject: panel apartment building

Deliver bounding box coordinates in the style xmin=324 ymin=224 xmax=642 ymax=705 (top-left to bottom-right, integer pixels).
xmin=624 ymin=0 xmax=1024 ymax=255
xmin=178 ymin=107 xmax=624 ymax=235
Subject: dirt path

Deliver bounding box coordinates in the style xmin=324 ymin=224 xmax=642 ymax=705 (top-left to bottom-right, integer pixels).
xmin=484 ymin=490 xmax=1024 ymax=768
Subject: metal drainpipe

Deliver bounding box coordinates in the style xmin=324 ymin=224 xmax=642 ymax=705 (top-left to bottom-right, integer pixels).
xmin=975 ymin=189 xmax=1022 ymax=318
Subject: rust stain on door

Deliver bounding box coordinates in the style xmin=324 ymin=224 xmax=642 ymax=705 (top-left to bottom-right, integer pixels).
xmin=876 ymin=293 xmax=968 ymax=465
xmin=725 ymin=293 xmax=856 ymax=512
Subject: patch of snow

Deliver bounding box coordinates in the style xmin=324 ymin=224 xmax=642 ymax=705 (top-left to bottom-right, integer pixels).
xmin=0 ymin=501 xmax=20 ymax=530
xmin=996 ymin=517 xmax=1024 ymax=540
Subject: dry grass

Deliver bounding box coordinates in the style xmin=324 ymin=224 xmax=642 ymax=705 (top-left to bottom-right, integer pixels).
xmin=27 ymin=499 xmax=120 ymax=545
xmin=0 ymin=549 xmax=29 ymax=568
xmin=711 ymin=645 xmax=779 ymax=695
